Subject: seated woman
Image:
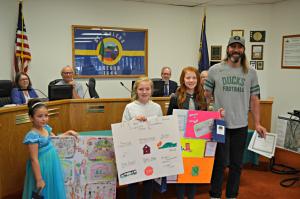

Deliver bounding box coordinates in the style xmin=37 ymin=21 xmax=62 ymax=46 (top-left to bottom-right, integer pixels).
xmin=11 ymin=72 xmax=38 ymax=104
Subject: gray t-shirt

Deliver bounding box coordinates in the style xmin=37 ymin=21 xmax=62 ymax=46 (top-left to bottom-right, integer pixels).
xmin=56 ymin=80 xmax=84 ymax=98
xmin=204 ymin=62 xmax=260 ymax=129
xmin=122 ymin=100 xmax=163 ymax=122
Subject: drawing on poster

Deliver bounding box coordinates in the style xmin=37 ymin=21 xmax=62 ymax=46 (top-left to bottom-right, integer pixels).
xmin=84 ymin=182 xmax=116 ymax=199
xmin=52 ymin=136 xmax=76 ymax=158
xmin=61 ymin=159 xmax=73 ymax=184
xmin=89 ymin=162 xmax=116 ymax=181
xmin=87 ymin=137 xmax=114 ymax=161
xmin=143 ymin=145 xmax=151 ymax=154
xmin=157 ymin=141 xmax=177 ymax=149
xmin=53 ymin=135 xmax=116 ymax=199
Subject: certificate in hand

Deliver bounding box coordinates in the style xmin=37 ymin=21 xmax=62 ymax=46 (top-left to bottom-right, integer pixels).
xmin=248 ymin=131 xmax=277 ymax=158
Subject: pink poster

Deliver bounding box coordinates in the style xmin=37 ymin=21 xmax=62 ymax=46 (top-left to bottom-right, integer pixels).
xmin=185 ymin=110 xmax=221 ymax=139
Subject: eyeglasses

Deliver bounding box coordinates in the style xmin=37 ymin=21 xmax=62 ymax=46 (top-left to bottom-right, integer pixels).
xmin=20 ymin=78 xmax=29 ymax=81
xmin=62 ymin=72 xmax=74 ymax=75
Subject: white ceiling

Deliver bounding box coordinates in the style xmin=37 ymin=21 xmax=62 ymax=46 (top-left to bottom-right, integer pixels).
xmin=120 ymin=0 xmax=288 ymax=7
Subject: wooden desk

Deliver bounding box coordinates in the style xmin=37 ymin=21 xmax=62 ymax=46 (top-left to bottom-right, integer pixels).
xmin=0 ymin=97 xmax=273 ymax=198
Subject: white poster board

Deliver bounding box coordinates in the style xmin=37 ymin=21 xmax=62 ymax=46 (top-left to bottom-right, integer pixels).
xmin=111 ymin=115 xmax=184 ymax=185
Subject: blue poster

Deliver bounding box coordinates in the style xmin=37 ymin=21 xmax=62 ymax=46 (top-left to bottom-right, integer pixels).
xmin=72 ymin=26 xmax=148 ymax=77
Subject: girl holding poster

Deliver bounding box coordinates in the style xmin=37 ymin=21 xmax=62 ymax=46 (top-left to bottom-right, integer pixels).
xmin=167 ymin=66 xmax=207 ymax=199
xmin=22 ymin=99 xmax=78 ymax=199
xmin=122 ymin=77 xmax=163 ymax=199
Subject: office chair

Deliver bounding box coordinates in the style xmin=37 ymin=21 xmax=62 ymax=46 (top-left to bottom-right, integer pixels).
xmin=0 ymin=80 xmax=13 ymax=107
xmin=87 ymin=78 xmax=99 ymax=98
xmin=48 ymin=79 xmax=62 ymax=86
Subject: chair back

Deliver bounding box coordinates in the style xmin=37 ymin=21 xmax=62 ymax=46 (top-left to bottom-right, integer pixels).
xmin=48 ymin=79 xmax=62 ymax=86
xmin=0 ymin=80 xmax=13 ymax=107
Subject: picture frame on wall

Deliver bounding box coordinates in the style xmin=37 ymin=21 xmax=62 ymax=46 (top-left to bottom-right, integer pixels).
xmin=210 ymin=45 xmax=222 ymax=60
xmin=250 ymin=31 xmax=266 ymax=42
xmin=281 ymin=34 xmax=300 ymax=69
xmin=250 ymin=61 xmax=256 ymax=69
xmin=72 ymin=25 xmax=148 ymax=78
xmin=231 ymin=29 xmax=244 ymax=37
xmin=251 ymin=45 xmax=264 ymax=60
xmin=257 ymin=61 xmax=264 ymax=70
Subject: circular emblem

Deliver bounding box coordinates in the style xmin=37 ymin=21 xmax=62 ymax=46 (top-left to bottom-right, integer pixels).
xmin=253 ymin=32 xmax=263 ymax=41
xmin=144 ymin=166 xmax=153 ymax=176
xmin=96 ymin=37 xmax=123 ymax=65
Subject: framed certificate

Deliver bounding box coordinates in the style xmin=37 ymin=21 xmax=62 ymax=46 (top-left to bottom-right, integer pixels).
xmin=251 ymin=45 xmax=263 ymax=60
xmin=281 ymin=34 xmax=300 ymax=69
xmin=256 ymin=61 xmax=264 ymax=70
xmin=250 ymin=61 xmax=256 ymax=69
xmin=210 ymin=45 xmax=222 ymax=60
xmin=231 ymin=29 xmax=244 ymax=37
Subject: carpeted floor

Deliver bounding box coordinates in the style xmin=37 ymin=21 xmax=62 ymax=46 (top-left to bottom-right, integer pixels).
xmin=117 ymin=163 xmax=300 ymax=199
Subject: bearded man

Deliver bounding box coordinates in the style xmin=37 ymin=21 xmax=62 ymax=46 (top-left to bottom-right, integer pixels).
xmin=204 ymin=36 xmax=266 ymax=199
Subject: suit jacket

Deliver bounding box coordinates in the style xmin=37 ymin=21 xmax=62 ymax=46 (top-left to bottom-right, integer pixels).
xmin=168 ymin=80 xmax=178 ymax=95
xmin=11 ymin=87 xmax=38 ymax=104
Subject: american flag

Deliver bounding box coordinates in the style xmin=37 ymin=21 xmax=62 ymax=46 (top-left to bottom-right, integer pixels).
xmin=14 ymin=1 xmax=31 ymax=74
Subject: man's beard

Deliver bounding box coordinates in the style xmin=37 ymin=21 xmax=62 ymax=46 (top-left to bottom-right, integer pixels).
xmin=227 ymin=52 xmax=244 ymax=63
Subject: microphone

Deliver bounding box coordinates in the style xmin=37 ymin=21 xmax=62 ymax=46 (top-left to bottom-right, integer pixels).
xmin=19 ymin=88 xmax=49 ymax=101
xmin=83 ymin=83 xmax=89 ymax=98
xmin=120 ymin=82 xmax=132 ymax=93
xmin=33 ymin=88 xmax=48 ymax=99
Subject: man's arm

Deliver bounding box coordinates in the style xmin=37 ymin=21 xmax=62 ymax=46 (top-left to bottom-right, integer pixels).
xmin=71 ymin=81 xmax=83 ymax=99
xmin=250 ymin=95 xmax=266 ymax=137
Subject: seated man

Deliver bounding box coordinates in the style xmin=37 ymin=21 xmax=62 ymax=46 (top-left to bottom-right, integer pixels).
xmin=161 ymin=66 xmax=178 ymax=96
xmin=56 ymin=66 xmax=84 ymax=99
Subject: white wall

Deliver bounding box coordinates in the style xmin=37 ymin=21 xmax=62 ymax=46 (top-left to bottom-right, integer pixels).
xmin=1 ymin=0 xmax=299 ymax=132
xmin=1 ymin=0 xmax=200 ymax=98
xmin=195 ymin=4 xmax=273 ymax=99
xmin=268 ymin=0 xmax=300 ymax=131
xmin=0 ymin=0 xmax=18 ymax=79
xmin=194 ymin=1 xmax=300 ymax=132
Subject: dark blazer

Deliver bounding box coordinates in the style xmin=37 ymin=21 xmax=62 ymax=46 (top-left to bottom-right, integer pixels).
xmin=167 ymin=93 xmax=201 ymax=115
xmin=11 ymin=88 xmax=38 ymax=104
xmin=168 ymin=80 xmax=178 ymax=95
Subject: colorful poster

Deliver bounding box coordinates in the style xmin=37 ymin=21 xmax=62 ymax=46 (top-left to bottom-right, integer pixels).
xmin=52 ymin=136 xmax=116 ymax=199
xmin=185 ymin=110 xmax=221 ymax=139
xmin=167 ymin=109 xmax=219 ymax=184
xmin=176 ymin=157 xmax=215 ymax=183
xmin=111 ymin=115 xmax=184 ymax=185
xmin=180 ymin=138 xmax=206 ymax=158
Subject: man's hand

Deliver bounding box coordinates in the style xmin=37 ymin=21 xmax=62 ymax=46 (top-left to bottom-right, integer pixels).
xmin=255 ymin=124 xmax=267 ymax=138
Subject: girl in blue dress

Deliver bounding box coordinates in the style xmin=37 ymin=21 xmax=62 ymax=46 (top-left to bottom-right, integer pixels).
xmin=22 ymin=99 xmax=78 ymax=199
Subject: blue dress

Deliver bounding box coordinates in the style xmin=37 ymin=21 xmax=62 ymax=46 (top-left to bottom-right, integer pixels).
xmin=22 ymin=125 xmax=66 ymax=199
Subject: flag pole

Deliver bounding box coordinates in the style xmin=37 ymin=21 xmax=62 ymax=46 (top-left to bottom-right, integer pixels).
xmin=20 ymin=0 xmax=24 ymax=70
